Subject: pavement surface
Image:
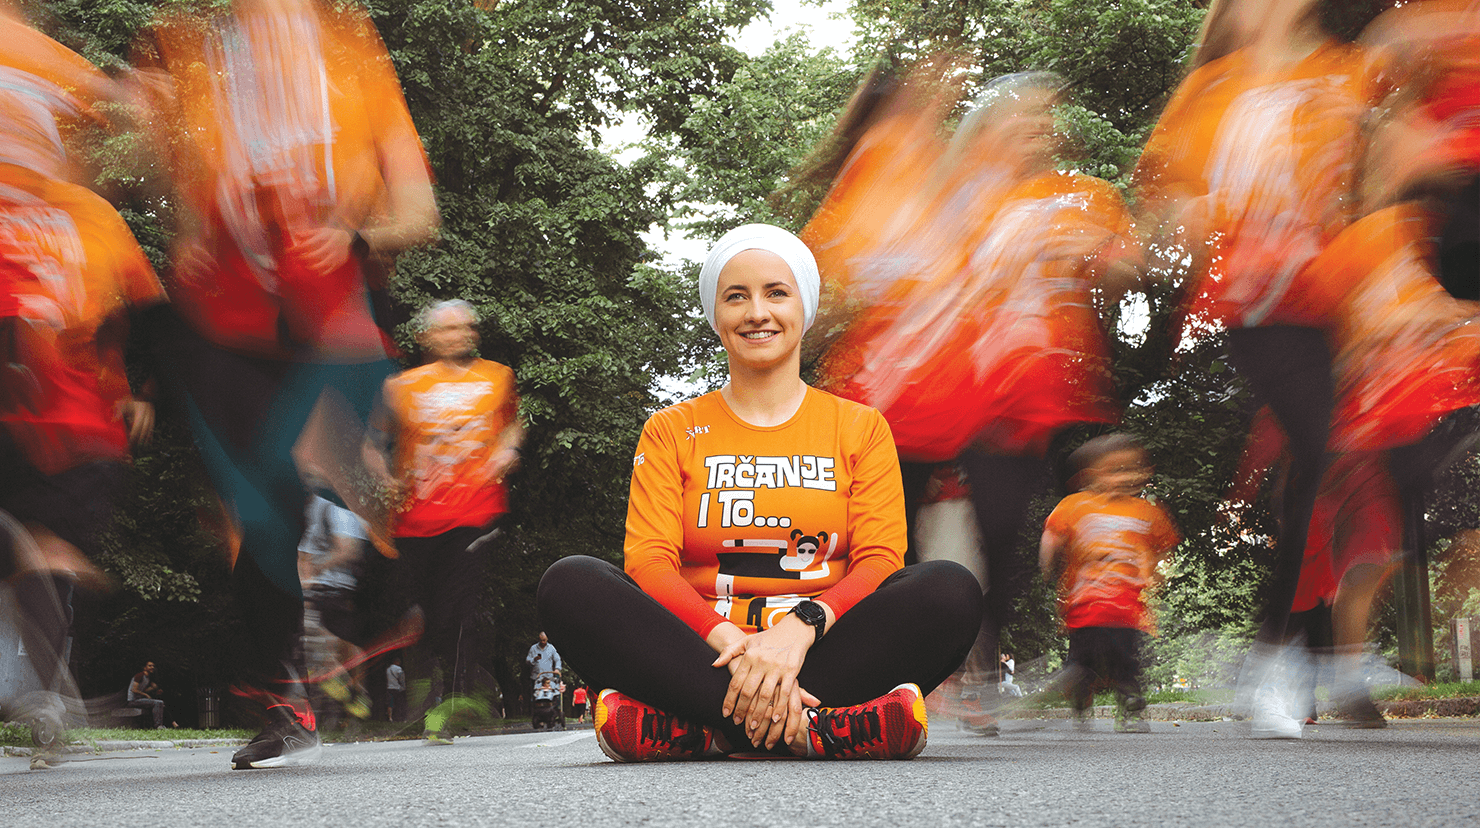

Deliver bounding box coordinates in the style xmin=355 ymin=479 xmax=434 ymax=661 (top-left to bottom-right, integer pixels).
xmin=5 ymin=716 xmax=1480 ymax=827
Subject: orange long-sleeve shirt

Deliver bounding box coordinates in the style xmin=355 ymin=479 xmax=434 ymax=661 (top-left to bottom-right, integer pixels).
xmin=624 ymin=387 xmax=907 ymax=639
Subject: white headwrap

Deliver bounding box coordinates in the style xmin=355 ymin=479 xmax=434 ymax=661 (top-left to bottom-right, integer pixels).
xmin=698 ymin=223 xmax=820 ymax=336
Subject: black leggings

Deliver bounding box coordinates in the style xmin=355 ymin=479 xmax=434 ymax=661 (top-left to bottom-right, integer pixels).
xmin=1226 ymin=326 xmax=1333 ymax=647
xmin=902 ymin=453 xmax=1043 ymax=676
xmin=1066 ymin=626 xmax=1146 ymax=710
xmin=536 ymin=556 xmax=982 ymax=749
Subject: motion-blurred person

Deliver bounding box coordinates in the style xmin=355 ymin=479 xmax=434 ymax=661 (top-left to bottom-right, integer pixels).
xmin=1134 ymin=0 xmax=1380 ymax=738
xmin=364 ymin=299 xmax=521 ymax=742
xmin=0 ymin=3 xmax=164 ymax=760
xmin=133 ymin=0 xmax=439 ymax=769
xmin=298 ymin=483 xmax=372 ymax=722
xmin=1298 ymin=72 xmax=1480 ymax=720
xmin=819 ymin=72 xmax=1138 ymax=728
xmin=126 ymin=660 xmax=171 ymax=729
xmin=1040 ymin=435 xmax=1180 ymax=734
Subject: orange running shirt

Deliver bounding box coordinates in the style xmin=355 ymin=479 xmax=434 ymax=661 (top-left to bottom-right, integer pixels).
xmin=380 ymin=359 xmax=519 ymax=538
xmin=1310 ymin=205 xmax=1480 ymax=452
xmin=140 ymin=4 xmax=423 ymax=358
xmin=0 ymin=13 xmax=113 ymax=182
xmin=824 ymin=170 xmax=1127 ymax=460
xmin=1044 ymin=492 xmax=1180 ymax=632
xmin=624 ymin=387 xmax=907 ymax=639
xmin=1136 ymin=41 xmax=1373 ymax=330
xmin=0 ymin=173 xmax=164 ymax=473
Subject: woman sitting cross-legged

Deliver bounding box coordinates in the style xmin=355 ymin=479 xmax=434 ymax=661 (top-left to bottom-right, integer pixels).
xmin=537 ymin=224 xmax=983 ymax=761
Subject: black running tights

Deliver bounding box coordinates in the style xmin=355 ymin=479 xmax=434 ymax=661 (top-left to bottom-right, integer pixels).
xmin=537 ymin=556 xmax=982 ymax=750
xmin=1225 ymin=326 xmax=1333 ymax=647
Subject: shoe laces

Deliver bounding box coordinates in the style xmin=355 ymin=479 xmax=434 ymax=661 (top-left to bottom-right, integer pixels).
xmin=638 ymin=709 xmax=706 ymax=754
xmin=810 ymin=706 xmax=882 ymax=757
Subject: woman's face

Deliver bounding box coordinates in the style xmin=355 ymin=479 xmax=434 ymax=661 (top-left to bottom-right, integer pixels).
xmin=713 ymin=249 xmax=806 ymax=373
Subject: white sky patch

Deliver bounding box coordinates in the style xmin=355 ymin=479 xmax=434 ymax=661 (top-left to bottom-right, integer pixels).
xmin=600 ymin=1 xmax=857 ymax=271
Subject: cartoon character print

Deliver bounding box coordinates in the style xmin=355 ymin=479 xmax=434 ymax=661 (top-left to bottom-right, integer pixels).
xmin=714 ymin=529 xmax=838 ymax=588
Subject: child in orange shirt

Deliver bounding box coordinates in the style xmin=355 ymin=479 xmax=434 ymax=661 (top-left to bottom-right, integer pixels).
xmin=1040 ymin=434 xmax=1180 ymax=733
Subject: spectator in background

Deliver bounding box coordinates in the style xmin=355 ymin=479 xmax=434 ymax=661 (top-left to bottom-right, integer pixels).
xmin=385 ymin=655 xmax=406 ymax=723
xmin=526 ymin=631 xmax=561 ymax=686
xmin=126 ymin=661 xmax=170 ymax=729
xmin=571 ymin=683 xmax=588 ymax=724
xmin=998 ymin=652 xmax=1023 ymax=698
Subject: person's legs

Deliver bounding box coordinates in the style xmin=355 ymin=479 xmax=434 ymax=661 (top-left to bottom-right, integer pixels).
xmin=129 ymin=699 xmax=166 ymax=728
xmin=1106 ymin=628 xmax=1146 ymax=703
xmin=794 ymin=561 xmax=983 ymax=706
xmin=958 ymin=451 xmax=1043 ymax=681
xmin=537 ymin=556 xmax=981 ymax=750
xmin=1065 ymin=627 xmax=1096 ymax=716
xmin=1226 ymin=326 xmax=1333 ymax=647
xmin=398 ymin=525 xmax=490 ymax=701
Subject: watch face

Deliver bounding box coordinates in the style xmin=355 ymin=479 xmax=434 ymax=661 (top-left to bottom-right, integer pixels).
xmin=794 ymin=601 xmax=825 ymax=626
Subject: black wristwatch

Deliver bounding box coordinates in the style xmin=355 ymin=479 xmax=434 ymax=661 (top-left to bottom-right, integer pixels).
xmin=789 ymin=600 xmax=827 ymax=645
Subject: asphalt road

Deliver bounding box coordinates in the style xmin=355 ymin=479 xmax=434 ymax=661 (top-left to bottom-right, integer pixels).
xmin=7 ymin=717 xmax=1480 ymax=827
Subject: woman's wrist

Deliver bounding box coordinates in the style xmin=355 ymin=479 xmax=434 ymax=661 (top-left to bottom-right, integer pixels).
xmin=705 ymin=621 xmax=747 ymax=654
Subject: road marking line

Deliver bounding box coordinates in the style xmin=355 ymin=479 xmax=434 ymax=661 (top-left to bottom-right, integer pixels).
xmin=519 ymin=732 xmax=595 ymax=749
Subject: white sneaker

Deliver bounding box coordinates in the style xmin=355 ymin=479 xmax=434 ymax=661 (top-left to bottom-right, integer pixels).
xmin=1250 ymin=684 xmax=1303 ymax=740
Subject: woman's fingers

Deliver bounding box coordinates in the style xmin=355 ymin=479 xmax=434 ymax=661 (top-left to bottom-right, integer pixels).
xmin=732 ymin=666 xmax=767 ymax=727
xmin=711 ymin=638 xmax=746 ymax=669
xmin=783 ymin=685 xmax=810 ymax=750
xmin=721 ymin=660 xmax=749 ymax=719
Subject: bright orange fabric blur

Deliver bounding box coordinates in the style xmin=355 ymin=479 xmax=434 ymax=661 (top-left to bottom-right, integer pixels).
xmin=824 ymin=170 xmax=1126 ymax=460
xmin=0 ymin=172 xmax=164 ymax=473
xmin=0 ymin=13 xmax=112 ymax=182
xmin=624 ymin=388 xmax=906 ymax=638
xmin=380 ymin=359 xmax=519 ymax=538
xmin=140 ymin=4 xmax=422 ymax=358
xmin=1136 ymin=41 xmax=1373 ymax=330
xmin=1309 ymin=205 xmax=1480 ymax=452
xmin=1045 ymin=491 xmax=1179 ymax=632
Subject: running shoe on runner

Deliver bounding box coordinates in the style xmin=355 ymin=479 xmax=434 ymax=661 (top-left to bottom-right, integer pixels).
xmin=1114 ymin=695 xmax=1150 ymax=733
xmin=593 ymin=689 xmax=720 ymax=762
xmin=231 ymin=703 xmax=323 ymax=769
xmin=804 ymin=683 xmax=928 ymax=759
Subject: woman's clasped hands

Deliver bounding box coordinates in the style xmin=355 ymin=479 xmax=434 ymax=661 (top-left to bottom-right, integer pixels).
xmin=708 ymin=611 xmax=828 ymax=753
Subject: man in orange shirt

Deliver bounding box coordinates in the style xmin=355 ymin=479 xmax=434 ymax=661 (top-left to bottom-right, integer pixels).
xmin=365 ymin=299 xmax=522 ymax=741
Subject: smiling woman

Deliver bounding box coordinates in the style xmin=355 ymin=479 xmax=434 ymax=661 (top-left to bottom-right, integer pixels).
xmin=535 ymin=224 xmax=983 ymax=763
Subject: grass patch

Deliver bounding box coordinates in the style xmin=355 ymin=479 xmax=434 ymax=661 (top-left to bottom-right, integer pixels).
xmin=1023 ymin=687 xmax=1232 ymax=709
xmin=0 ymin=724 xmax=252 ymax=749
xmin=1372 ymin=680 xmax=1480 ymax=702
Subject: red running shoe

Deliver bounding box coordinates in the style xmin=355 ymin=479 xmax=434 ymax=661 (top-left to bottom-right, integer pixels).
xmin=593 ymin=689 xmax=721 ymax=762
xmin=805 ymin=683 xmax=928 ymax=759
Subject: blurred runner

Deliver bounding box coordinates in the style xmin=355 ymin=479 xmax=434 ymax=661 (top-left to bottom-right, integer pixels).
xmin=1134 ymin=0 xmax=1379 ymax=738
xmin=364 ymin=299 xmax=521 ymax=743
xmin=133 ymin=0 xmax=438 ymax=769
xmin=815 ymin=71 xmax=1138 ymax=724
xmin=0 ymin=2 xmax=164 ymax=765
